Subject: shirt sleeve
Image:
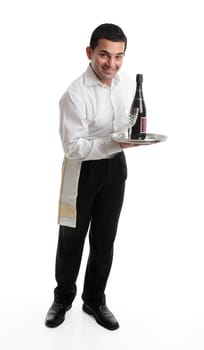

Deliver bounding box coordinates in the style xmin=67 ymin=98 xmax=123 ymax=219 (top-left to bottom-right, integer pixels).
xmin=59 ymin=92 xmax=121 ymax=161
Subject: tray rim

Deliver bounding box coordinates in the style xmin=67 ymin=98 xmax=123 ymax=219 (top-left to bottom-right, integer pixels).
xmin=111 ymin=132 xmax=168 ymax=145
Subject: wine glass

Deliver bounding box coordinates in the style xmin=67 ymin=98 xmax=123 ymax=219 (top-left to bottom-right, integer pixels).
xmin=125 ymin=107 xmax=139 ymax=139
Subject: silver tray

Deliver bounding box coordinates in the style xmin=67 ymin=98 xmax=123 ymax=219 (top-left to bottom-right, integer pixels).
xmin=112 ymin=132 xmax=168 ymax=145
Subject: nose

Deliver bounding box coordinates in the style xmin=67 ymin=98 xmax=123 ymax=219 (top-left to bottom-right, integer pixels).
xmin=106 ymin=56 xmax=115 ymax=67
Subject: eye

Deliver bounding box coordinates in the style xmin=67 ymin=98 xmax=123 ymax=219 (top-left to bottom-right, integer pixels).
xmin=99 ymin=52 xmax=108 ymax=58
xmin=115 ymin=54 xmax=124 ymax=60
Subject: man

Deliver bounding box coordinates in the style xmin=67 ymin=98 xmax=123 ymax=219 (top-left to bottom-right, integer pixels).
xmin=45 ymin=23 xmax=138 ymax=331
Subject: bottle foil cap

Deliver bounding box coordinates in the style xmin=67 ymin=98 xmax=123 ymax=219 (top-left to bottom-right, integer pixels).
xmin=136 ymin=74 xmax=143 ymax=82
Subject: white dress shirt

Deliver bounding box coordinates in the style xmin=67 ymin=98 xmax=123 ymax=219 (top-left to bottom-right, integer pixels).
xmin=59 ymin=64 xmax=135 ymax=161
xmin=58 ymin=65 xmax=136 ymax=227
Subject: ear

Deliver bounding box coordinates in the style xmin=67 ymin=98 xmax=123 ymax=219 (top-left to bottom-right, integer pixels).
xmin=86 ymin=46 xmax=93 ymax=60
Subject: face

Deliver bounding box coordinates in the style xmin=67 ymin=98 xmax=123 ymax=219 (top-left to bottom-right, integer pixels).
xmin=86 ymin=39 xmax=125 ymax=86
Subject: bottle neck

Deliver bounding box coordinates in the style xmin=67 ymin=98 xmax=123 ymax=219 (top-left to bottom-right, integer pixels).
xmin=136 ymin=82 xmax=143 ymax=97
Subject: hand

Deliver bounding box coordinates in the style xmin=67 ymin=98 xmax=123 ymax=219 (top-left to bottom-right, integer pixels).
xmin=119 ymin=142 xmax=141 ymax=149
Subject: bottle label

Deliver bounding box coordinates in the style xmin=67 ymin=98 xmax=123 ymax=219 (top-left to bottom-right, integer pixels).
xmin=140 ymin=117 xmax=147 ymax=133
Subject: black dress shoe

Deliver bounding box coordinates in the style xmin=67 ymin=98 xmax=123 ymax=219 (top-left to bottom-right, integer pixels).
xmin=45 ymin=301 xmax=72 ymax=328
xmin=82 ymin=303 xmax=119 ymax=330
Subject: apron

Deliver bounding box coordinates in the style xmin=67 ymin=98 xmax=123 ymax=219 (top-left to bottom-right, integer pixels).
xmin=58 ymin=155 xmax=82 ymax=228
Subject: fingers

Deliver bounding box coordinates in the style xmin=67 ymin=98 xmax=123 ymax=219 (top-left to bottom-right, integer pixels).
xmin=119 ymin=142 xmax=140 ymax=148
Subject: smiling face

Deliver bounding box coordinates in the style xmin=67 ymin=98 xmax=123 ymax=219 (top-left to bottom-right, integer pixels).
xmin=86 ymin=39 xmax=125 ymax=86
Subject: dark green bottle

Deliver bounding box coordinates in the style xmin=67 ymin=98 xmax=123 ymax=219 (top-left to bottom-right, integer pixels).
xmin=131 ymin=74 xmax=147 ymax=140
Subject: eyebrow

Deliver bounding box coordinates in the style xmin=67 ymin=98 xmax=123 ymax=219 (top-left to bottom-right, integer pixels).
xmin=98 ymin=50 xmax=125 ymax=56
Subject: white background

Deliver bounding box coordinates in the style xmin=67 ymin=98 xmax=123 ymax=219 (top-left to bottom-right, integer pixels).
xmin=0 ymin=0 xmax=204 ymax=349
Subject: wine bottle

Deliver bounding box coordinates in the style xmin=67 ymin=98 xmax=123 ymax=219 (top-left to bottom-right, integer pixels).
xmin=130 ymin=74 xmax=147 ymax=140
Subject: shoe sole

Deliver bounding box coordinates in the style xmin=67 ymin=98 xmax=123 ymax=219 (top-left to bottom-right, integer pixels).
xmin=82 ymin=304 xmax=119 ymax=330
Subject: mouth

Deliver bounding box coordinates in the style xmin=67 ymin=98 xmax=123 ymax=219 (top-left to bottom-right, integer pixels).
xmin=102 ymin=68 xmax=114 ymax=75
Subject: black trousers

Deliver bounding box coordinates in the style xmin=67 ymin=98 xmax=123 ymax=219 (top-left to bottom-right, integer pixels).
xmin=54 ymin=151 xmax=127 ymax=306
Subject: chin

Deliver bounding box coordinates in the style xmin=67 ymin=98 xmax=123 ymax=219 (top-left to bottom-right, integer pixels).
xmin=103 ymin=73 xmax=114 ymax=80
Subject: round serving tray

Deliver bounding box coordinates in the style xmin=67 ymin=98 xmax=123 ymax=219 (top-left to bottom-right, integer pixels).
xmin=112 ymin=132 xmax=168 ymax=145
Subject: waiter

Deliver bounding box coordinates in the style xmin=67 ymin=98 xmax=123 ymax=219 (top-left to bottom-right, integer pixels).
xmin=45 ymin=23 xmax=139 ymax=331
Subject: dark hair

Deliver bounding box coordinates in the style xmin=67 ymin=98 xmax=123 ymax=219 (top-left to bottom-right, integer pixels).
xmin=89 ymin=23 xmax=127 ymax=51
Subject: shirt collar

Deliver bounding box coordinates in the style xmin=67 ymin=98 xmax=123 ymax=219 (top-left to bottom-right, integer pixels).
xmin=84 ymin=64 xmax=120 ymax=88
